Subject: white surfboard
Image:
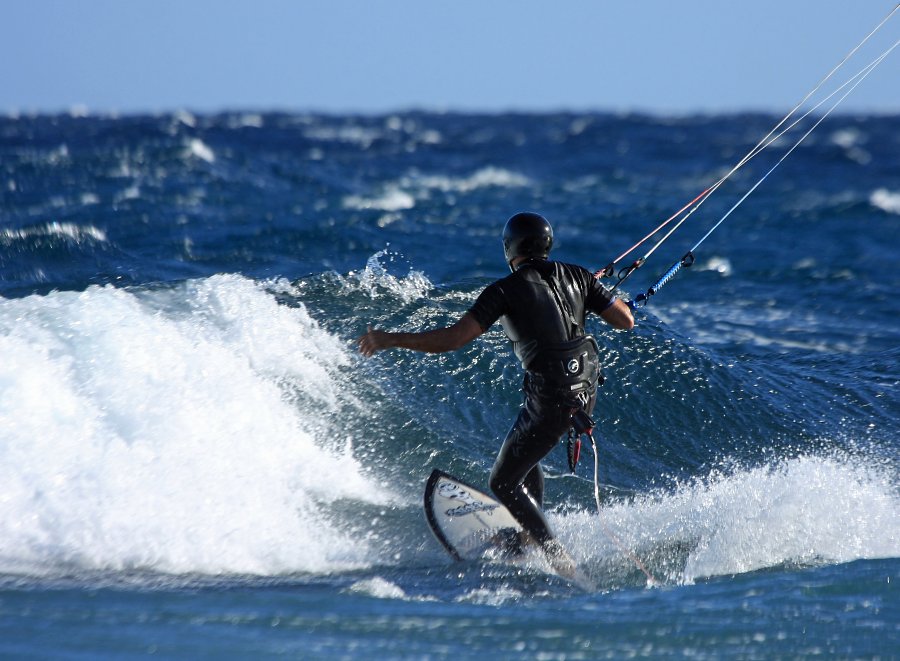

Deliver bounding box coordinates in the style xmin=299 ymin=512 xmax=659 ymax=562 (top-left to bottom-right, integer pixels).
xmin=423 ymin=469 xmax=524 ymax=561
xmin=423 ymin=468 xmax=594 ymax=588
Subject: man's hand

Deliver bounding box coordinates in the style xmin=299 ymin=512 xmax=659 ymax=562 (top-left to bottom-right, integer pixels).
xmin=357 ymin=326 xmax=393 ymax=357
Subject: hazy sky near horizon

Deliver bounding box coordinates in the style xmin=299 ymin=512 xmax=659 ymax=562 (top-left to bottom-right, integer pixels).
xmin=2 ymin=1 xmax=898 ymax=115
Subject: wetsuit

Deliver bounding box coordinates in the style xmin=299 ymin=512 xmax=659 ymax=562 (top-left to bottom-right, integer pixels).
xmin=467 ymin=258 xmax=617 ymax=546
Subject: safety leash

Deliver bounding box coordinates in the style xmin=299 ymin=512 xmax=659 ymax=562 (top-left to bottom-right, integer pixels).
xmin=589 ymin=433 xmax=658 ymax=586
xmin=567 ymin=410 xmax=659 ymax=586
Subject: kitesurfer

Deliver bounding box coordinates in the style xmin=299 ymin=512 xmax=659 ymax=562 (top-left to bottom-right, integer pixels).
xmin=357 ymin=212 xmax=634 ymax=569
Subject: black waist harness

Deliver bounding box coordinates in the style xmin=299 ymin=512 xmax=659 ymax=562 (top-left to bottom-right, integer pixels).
xmin=525 ymin=335 xmax=602 ymax=399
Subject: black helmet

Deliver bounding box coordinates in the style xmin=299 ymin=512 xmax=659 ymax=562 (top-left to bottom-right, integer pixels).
xmin=502 ymin=212 xmax=553 ymax=270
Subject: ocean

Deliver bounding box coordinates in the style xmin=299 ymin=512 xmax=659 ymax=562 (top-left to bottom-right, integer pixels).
xmin=0 ymin=109 xmax=897 ymax=659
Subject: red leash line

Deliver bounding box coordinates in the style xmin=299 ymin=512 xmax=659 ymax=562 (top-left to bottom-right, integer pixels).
xmin=596 ymin=187 xmax=712 ymax=279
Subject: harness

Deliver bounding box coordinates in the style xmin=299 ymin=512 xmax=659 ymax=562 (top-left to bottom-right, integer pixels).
xmin=526 ymin=335 xmax=602 ymax=398
xmin=519 ymin=261 xmax=602 ymax=392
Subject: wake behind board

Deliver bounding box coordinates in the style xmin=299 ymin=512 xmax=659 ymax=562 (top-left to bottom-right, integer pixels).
xmin=424 ymin=469 xmax=594 ymax=588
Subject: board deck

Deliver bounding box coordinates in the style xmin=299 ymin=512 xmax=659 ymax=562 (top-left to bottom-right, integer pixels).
xmin=423 ymin=469 xmax=524 ymax=561
xmin=423 ymin=468 xmax=594 ymax=589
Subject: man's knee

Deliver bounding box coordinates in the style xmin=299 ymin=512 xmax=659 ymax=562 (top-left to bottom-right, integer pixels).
xmin=488 ymin=467 xmax=510 ymax=499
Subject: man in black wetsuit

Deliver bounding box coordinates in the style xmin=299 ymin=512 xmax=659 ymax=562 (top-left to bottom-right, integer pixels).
xmin=357 ymin=212 xmax=634 ymax=567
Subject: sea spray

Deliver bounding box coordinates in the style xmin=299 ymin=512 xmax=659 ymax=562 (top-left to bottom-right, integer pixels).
xmin=554 ymin=452 xmax=899 ymax=585
xmin=0 ymin=275 xmax=399 ymax=577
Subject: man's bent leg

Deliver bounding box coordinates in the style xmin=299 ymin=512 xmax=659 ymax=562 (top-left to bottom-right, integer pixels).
xmin=523 ymin=464 xmax=544 ymax=509
xmin=489 ymin=398 xmax=570 ymax=545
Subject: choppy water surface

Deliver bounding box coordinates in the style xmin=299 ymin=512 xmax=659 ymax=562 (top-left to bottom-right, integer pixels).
xmin=0 ymin=110 xmax=897 ymax=658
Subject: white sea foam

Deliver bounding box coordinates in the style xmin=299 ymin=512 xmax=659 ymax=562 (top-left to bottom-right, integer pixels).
xmin=0 ymin=222 xmax=107 ymax=244
xmin=870 ymin=188 xmax=900 ymax=214
xmin=342 ymin=166 xmax=530 ymax=212
xmin=173 ymin=110 xmax=197 ymax=128
xmin=409 ymin=166 xmax=530 ymax=194
xmin=696 ymin=256 xmax=732 ymax=276
xmin=383 ymin=115 xmax=442 ymax=144
xmin=115 ymin=185 xmax=141 ymax=203
xmin=227 ymin=114 xmax=264 ymax=129
xmin=830 ymin=127 xmax=864 ymax=149
xmin=303 ymin=125 xmax=383 ymax=149
xmin=343 ymin=187 xmax=416 ymax=212
xmin=455 ymin=586 xmax=527 ymax=606
xmin=0 ymin=275 xmax=398 ymax=577
xmin=347 ymin=250 xmax=433 ymax=303
xmin=555 ymin=454 xmax=899 ymax=584
xmin=46 ymin=144 xmax=69 ymax=165
xmin=187 ymin=138 xmax=215 ymax=163
xmin=347 ymin=577 xmax=408 ymax=599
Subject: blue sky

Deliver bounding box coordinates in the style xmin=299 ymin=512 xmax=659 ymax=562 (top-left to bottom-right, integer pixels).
xmin=2 ymin=0 xmax=898 ymax=115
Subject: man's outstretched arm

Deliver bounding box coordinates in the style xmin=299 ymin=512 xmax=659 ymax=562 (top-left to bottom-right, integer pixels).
xmin=357 ymin=312 xmax=484 ymax=357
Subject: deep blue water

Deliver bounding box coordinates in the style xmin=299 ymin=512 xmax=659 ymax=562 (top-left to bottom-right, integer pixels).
xmin=0 ymin=109 xmax=897 ymax=658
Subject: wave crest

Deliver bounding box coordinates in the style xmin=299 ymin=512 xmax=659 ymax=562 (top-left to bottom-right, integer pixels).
xmin=0 ymin=275 xmax=399 ymax=578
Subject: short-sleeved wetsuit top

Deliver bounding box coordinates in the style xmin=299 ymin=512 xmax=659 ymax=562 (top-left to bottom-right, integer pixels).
xmin=467 ymin=258 xmax=616 ymax=372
